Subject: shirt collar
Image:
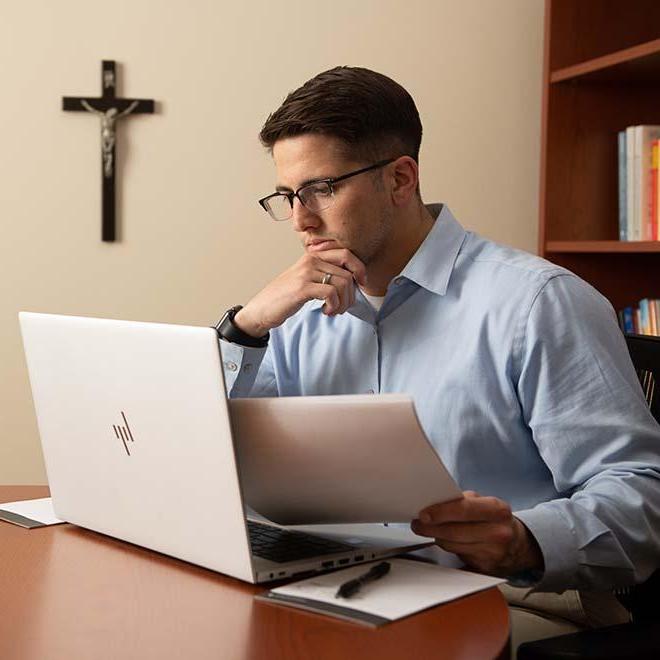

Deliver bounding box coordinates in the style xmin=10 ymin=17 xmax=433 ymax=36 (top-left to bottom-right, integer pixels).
xmin=309 ymin=203 xmax=467 ymax=313
xmin=400 ymin=203 xmax=467 ymax=296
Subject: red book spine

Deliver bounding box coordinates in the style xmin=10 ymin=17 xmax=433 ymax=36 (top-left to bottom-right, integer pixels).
xmin=651 ymin=141 xmax=659 ymax=241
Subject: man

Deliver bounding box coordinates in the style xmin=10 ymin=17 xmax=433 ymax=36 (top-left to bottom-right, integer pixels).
xmin=216 ymin=66 xmax=660 ymax=645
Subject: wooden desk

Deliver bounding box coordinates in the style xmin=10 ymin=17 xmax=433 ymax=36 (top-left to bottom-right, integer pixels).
xmin=0 ymin=486 xmax=509 ymax=660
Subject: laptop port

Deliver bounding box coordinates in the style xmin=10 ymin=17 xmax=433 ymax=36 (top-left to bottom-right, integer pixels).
xmin=322 ymin=560 xmax=334 ymax=568
xmin=354 ymin=555 xmax=364 ymax=562
xmin=338 ymin=558 xmax=349 ymax=565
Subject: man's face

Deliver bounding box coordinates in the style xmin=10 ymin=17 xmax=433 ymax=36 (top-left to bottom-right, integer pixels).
xmin=272 ymin=134 xmax=394 ymax=265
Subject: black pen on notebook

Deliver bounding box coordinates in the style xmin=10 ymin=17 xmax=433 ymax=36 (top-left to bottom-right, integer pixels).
xmin=335 ymin=561 xmax=391 ymax=599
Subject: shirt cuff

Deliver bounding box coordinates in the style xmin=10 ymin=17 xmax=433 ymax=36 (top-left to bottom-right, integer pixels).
xmin=506 ymin=568 xmax=544 ymax=589
xmin=515 ymin=501 xmax=578 ymax=592
xmin=219 ymin=339 xmax=267 ymax=396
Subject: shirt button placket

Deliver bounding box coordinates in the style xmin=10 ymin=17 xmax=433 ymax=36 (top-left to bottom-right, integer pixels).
xmin=370 ymin=323 xmax=379 ymax=394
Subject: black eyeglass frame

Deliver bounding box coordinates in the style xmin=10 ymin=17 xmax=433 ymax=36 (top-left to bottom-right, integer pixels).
xmin=258 ymin=157 xmax=396 ymax=221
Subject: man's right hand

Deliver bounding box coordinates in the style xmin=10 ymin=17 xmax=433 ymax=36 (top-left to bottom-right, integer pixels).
xmin=233 ymin=249 xmax=367 ymax=338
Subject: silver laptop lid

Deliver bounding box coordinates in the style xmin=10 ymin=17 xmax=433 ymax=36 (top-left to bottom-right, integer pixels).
xmin=19 ymin=312 xmax=254 ymax=582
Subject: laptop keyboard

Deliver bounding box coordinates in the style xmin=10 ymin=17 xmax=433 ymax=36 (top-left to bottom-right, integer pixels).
xmin=247 ymin=520 xmax=355 ymax=563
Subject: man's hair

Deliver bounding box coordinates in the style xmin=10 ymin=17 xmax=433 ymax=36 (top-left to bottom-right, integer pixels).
xmin=259 ymin=66 xmax=423 ymax=164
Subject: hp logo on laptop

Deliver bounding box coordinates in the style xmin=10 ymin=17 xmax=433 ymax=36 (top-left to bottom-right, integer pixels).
xmin=112 ymin=412 xmax=135 ymax=456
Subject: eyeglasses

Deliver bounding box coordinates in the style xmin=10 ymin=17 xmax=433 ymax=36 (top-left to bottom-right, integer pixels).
xmin=258 ymin=158 xmax=396 ymax=221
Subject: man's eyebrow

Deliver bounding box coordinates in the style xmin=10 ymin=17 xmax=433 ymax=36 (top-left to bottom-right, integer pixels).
xmin=275 ymin=175 xmax=332 ymax=193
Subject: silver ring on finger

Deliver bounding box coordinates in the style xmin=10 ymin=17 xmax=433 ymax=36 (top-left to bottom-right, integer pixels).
xmin=321 ymin=272 xmax=332 ymax=286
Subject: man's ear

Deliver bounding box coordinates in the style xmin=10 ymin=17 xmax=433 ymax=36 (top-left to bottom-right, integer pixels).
xmin=389 ymin=156 xmax=419 ymax=207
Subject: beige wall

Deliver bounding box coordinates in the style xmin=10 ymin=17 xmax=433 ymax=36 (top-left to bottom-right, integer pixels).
xmin=0 ymin=0 xmax=544 ymax=484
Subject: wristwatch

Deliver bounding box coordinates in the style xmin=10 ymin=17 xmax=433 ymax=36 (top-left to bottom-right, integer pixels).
xmin=214 ymin=305 xmax=269 ymax=348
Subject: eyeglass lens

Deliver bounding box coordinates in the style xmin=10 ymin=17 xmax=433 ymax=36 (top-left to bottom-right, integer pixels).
xmin=264 ymin=194 xmax=293 ymax=221
xmin=266 ymin=181 xmax=334 ymax=220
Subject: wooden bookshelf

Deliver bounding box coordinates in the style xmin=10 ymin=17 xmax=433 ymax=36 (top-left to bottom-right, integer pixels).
xmin=539 ymin=0 xmax=660 ymax=310
xmin=550 ymin=38 xmax=660 ymax=84
xmin=546 ymin=241 xmax=660 ymax=253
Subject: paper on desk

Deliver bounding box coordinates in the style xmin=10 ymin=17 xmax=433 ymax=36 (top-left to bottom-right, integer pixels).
xmin=256 ymin=558 xmax=505 ymax=627
xmin=0 ymin=497 xmax=64 ymax=528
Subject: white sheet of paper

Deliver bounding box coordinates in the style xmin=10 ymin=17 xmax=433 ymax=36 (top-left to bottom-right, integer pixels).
xmin=231 ymin=394 xmax=463 ymax=525
xmin=269 ymin=558 xmax=505 ymax=621
xmin=0 ymin=497 xmax=64 ymax=526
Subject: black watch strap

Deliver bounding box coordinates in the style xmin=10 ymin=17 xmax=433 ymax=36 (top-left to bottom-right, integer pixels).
xmin=214 ymin=305 xmax=269 ymax=348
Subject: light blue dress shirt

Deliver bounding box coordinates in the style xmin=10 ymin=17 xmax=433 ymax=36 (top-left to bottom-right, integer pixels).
xmin=221 ymin=204 xmax=660 ymax=592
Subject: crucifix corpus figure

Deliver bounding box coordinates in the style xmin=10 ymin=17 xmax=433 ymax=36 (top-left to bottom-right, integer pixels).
xmin=62 ymin=61 xmax=155 ymax=241
xmin=80 ymin=100 xmax=139 ymax=178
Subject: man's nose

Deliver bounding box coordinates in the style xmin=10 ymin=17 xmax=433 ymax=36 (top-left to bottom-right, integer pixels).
xmin=291 ymin=197 xmax=321 ymax=233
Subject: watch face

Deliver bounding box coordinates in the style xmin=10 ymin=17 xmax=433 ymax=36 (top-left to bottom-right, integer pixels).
xmin=216 ymin=306 xmax=241 ymax=330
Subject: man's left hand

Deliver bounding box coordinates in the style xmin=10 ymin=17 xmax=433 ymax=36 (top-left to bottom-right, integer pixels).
xmin=410 ymin=491 xmax=544 ymax=577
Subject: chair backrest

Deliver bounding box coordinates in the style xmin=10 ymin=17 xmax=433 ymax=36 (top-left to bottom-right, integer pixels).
xmin=619 ymin=333 xmax=660 ymax=622
xmin=517 ymin=336 xmax=660 ymax=654
xmin=625 ymin=334 xmax=660 ymax=423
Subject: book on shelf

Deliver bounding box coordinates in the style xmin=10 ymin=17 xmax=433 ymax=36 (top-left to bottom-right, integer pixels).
xmin=625 ymin=126 xmax=635 ymax=240
xmin=618 ymin=126 xmax=660 ymax=242
xmin=618 ymin=131 xmax=627 ymax=242
xmin=619 ymin=299 xmax=660 ymax=337
xmin=635 ymin=126 xmax=660 ymax=240
xmin=653 ymin=140 xmax=660 ymax=244
xmin=621 ymin=307 xmax=634 ymax=334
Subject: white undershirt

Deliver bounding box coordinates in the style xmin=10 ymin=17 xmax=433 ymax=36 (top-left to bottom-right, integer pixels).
xmin=360 ymin=290 xmax=386 ymax=311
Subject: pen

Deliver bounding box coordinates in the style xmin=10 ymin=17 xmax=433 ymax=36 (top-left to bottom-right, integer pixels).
xmin=335 ymin=561 xmax=391 ymax=599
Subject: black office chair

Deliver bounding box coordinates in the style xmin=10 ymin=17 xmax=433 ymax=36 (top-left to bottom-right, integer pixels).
xmin=518 ymin=333 xmax=660 ymax=660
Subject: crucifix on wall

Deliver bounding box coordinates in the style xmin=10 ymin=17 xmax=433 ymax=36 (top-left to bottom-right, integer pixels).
xmin=62 ymin=61 xmax=155 ymax=242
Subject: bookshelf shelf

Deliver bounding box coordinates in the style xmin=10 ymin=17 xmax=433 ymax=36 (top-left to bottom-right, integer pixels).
xmin=546 ymin=241 xmax=660 ymax=254
xmin=539 ymin=0 xmax=660 ymax=311
xmin=550 ymin=38 xmax=660 ymax=84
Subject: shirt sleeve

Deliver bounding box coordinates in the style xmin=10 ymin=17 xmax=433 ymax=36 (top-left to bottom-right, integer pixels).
xmin=219 ymin=338 xmax=278 ymax=398
xmin=513 ymin=273 xmax=660 ymax=592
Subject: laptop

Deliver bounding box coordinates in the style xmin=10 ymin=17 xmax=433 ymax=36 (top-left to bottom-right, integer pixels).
xmin=19 ymin=312 xmax=433 ymax=583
